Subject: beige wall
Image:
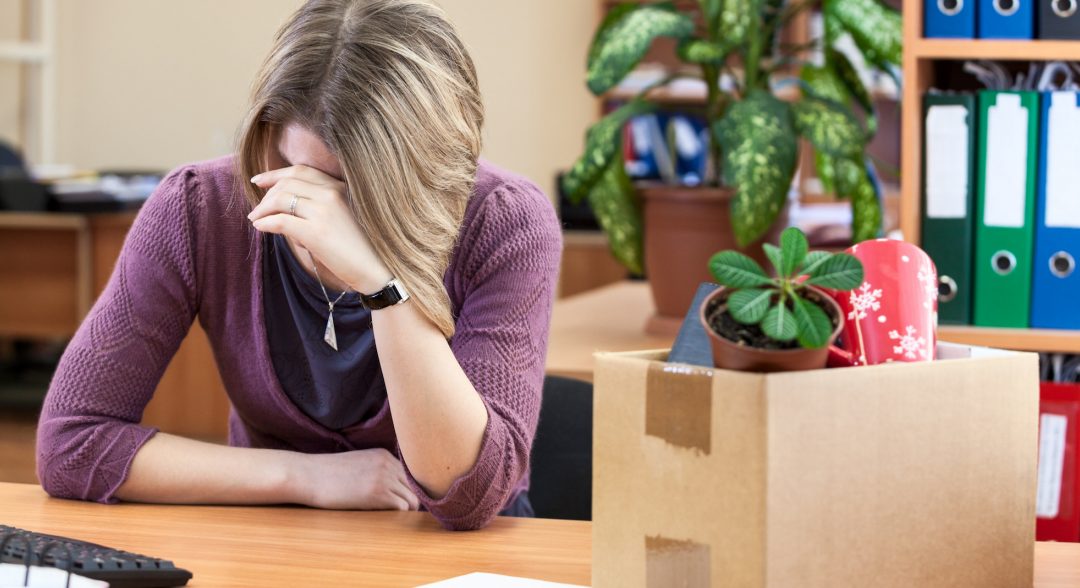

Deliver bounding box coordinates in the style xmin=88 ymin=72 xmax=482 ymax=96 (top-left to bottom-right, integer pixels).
xmin=2 ymin=0 xmax=597 ymax=199
xmin=441 ymin=0 xmax=598 ymax=197
xmin=0 ymin=0 xmax=25 ymax=149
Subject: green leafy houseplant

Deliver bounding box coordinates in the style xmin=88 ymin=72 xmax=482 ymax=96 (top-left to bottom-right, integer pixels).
xmin=562 ymin=0 xmax=902 ymax=275
xmin=706 ymin=227 xmax=863 ymax=349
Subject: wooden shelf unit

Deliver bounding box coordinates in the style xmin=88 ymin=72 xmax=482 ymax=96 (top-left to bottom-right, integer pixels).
xmin=914 ymin=38 xmax=1080 ymax=60
xmin=899 ymin=4 xmax=1080 ymax=354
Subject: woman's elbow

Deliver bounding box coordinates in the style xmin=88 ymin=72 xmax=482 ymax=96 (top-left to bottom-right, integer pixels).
xmin=35 ymin=444 xmax=76 ymax=500
xmin=436 ymin=504 xmax=502 ymax=532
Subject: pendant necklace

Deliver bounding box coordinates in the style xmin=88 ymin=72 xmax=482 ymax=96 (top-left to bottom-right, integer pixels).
xmin=307 ymin=251 xmax=350 ymax=351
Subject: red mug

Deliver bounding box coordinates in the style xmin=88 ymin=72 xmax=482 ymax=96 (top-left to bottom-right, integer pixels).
xmin=827 ymin=239 xmax=938 ymax=367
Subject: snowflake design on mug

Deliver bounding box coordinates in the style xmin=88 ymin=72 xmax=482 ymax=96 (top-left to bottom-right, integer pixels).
xmin=888 ymin=325 xmax=929 ymax=360
xmin=917 ymin=264 xmax=937 ymax=310
xmin=848 ymin=282 xmax=883 ymax=320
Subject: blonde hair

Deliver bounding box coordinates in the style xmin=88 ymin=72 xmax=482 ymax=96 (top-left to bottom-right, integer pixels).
xmin=237 ymin=0 xmax=483 ymax=338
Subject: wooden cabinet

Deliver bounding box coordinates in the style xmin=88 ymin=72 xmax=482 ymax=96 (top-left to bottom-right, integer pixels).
xmin=558 ymin=231 xmax=628 ymax=298
xmin=0 ymin=212 xmax=230 ymax=441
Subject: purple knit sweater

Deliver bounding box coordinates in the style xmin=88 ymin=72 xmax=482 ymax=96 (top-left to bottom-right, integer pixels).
xmin=35 ymin=155 xmax=562 ymax=531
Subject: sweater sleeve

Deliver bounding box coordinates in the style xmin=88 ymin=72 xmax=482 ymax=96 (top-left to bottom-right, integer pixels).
xmin=36 ymin=165 xmax=205 ymax=503
xmin=403 ymin=179 xmax=562 ymax=531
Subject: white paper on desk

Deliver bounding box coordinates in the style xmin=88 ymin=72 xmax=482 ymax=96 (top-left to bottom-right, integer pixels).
xmin=0 ymin=563 xmax=108 ymax=588
xmin=416 ymin=572 xmax=587 ymax=588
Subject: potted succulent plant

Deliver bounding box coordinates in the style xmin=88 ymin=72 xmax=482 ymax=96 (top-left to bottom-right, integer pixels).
xmin=701 ymin=227 xmax=863 ymax=372
xmin=562 ymin=0 xmax=901 ymax=325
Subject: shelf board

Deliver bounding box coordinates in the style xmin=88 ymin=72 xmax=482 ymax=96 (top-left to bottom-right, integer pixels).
xmin=603 ymin=87 xmax=706 ymax=106
xmin=914 ymin=38 xmax=1080 ymax=61
xmin=0 ymin=212 xmax=87 ymax=230
xmin=938 ymin=325 xmax=1080 ymax=354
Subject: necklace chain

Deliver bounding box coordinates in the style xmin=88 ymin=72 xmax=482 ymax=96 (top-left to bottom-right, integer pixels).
xmin=307 ymin=251 xmax=350 ymax=310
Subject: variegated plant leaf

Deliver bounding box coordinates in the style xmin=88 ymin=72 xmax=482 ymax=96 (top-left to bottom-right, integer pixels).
xmin=827 ymin=47 xmax=877 ymax=136
xmin=824 ymin=0 xmax=902 ymax=69
xmin=587 ymin=5 xmax=694 ymax=95
xmin=586 ymin=154 xmax=644 ymax=275
xmin=562 ymin=98 xmax=655 ymax=203
xmin=834 ymin=157 xmax=883 ymax=243
xmin=720 ymin=0 xmax=761 ymax=46
xmin=792 ymin=95 xmax=865 ymax=159
xmin=588 ymin=2 xmax=641 ymax=68
xmin=814 ymin=151 xmax=837 ymax=195
xmin=824 ymin=8 xmax=845 ymax=45
xmin=677 ymin=38 xmax=731 ymax=65
xmin=800 ymin=64 xmax=849 ymax=105
xmin=713 ymin=91 xmax=798 ymax=246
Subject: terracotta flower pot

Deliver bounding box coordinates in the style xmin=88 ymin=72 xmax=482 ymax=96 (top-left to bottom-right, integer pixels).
xmin=640 ymin=184 xmax=788 ymax=335
xmin=699 ymin=286 xmax=843 ymax=373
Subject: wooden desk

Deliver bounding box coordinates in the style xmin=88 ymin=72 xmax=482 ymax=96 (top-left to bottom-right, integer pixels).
xmin=546 ymin=281 xmax=672 ymax=382
xmin=0 ymin=483 xmax=589 ymax=587
xmin=1 ymin=483 xmax=1078 ymax=587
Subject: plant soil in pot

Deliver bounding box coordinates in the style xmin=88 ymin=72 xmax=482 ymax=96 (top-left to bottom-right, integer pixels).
xmin=702 ymin=286 xmax=843 ymax=372
xmin=699 ymin=228 xmax=864 ymax=373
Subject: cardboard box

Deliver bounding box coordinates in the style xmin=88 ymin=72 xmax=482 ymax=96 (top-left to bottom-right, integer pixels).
xmin=593 ymin=344 xmax=1038 ymax=587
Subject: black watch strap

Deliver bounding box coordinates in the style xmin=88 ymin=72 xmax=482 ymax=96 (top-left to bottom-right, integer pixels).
xmin=360 ymin=278 xmax=410 ymax=310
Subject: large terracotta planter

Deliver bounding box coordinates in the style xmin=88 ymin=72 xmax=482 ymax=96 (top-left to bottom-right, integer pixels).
xmin=699 ymin=286 xmax=843 ymax=373
xmin=640 ymin=184 xmax=788 ymax=334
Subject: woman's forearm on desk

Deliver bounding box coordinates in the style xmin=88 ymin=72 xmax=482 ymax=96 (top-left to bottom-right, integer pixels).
xmin=115 ymin=433 xmax=304 ymax=505
xmin=115 ymin=433 xmax=419 ymax=510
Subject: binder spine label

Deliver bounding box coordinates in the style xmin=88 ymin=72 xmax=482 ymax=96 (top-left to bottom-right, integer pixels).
xmin=1037 ymin=412 xmax=1068 ymax=519
xmin=926 ymin=105 xmax=971 ymax=218
xmin=984 ymin=94 xmax=1030 ymax=228
xmin=1045 ymin=92 xmax=1080 ymax=228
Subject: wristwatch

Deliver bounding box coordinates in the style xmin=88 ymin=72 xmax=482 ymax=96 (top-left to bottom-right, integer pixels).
xmin=360 ymin=278 xmax=411 ymax=310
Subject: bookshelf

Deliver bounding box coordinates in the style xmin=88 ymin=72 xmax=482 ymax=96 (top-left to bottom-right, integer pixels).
xmin=899 ymin=2 xmax=1080 ymax=353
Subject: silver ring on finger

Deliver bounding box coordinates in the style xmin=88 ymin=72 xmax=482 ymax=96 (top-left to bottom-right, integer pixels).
xmin=288 ymin=195 xmax=298 ymax=216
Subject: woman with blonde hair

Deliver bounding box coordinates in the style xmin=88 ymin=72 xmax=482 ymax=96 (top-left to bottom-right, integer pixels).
xmin=35 ymin=0 xmax=561 ymax=531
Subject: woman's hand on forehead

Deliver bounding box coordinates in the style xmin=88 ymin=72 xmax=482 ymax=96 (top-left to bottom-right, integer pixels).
xmin=247 ymin=164 xmax=393 ymax=294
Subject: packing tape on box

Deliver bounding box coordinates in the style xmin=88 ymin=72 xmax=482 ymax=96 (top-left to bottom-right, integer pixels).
xmin=645 ymin=363 xmax=714 ymax=455
xmin=645 ymin=535 xmax=711 ymax=587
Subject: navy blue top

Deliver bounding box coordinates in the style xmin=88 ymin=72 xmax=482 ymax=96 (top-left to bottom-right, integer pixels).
xmin=263 ymin=234 xmax=386 ymax=431
xmin=261 ymin=233 xmax=533 ymax=517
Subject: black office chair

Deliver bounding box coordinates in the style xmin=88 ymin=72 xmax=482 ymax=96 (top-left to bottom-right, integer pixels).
xmin=0 ymin=140 xmax=24 ymax=172
xmin=529 ymin=375 xmax=593 ymax=521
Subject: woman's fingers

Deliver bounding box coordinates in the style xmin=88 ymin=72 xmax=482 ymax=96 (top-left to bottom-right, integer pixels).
xmin=395 ymin=479 xmax=420 ymax=511
xmin=249 ymin=176 xmax=338 ymax=221
xmin=251 ymin=164 xmax=345 ymax=192
xmin=389 ymin=458 xmax=420 ymax=511
xmin=251 ymin=212 xmax=312 ymax=244
xmin=248 ymin=188 xmax=309 ymax=221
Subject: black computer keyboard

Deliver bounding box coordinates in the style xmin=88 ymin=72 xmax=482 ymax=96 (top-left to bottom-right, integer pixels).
xmin=0 ymin=524 xmax=192 ymax=588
